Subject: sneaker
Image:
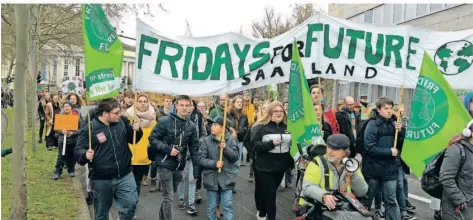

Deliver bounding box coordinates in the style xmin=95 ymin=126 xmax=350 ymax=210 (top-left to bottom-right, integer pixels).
xmin=38 ymin=138 xmax=42 ymax=143
xmin=232 ymin=189 xmax=236 ymax=194
xmin=374 ymin=211 xmax=385 ymax=219
xmin=48 ymin=146 xmax=52 ymax=151
xmin=248 ymin=175 xmax=254 ymax=182
xmin=256 ymin=211 xmax=267 ymax=220
xmin=53 ymin=173 xmax=60 ymax=180
xmin=141 ymin=180 xmax=148 ymax=186
xmin=401 ymin=214 xmax=417 ymax=220
xmin=69 ymin=172 xmax=75 ymax=177
xmin=434 ymin=210 xmax=441 ymax=220
xmin=406 ymin=200 xmax=416 ymax=211
xmin=178 ymin=199 xmax=185 ymax=210
xmin=187 ymin=204 xmax=198 ymax=216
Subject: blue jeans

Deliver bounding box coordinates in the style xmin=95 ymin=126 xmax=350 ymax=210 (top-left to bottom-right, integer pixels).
xmin=92 ymin=172 xmax=138 ymax=220
xmin=207 ymin=189 xmax=233 ymax=220
xmin=177 ymin=160 xmax=196 ymax=204
xmin=396 ymin=167 xmax=408 ymax=216
xmin=367 ymin=179 xmax=397 ymax=220
xmin=404 ymin=175 xmax=409 ymax=202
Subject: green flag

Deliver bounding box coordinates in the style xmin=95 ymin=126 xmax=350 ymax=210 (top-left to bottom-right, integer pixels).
xmin=82 ymin=4 xmax=123 ymax=101
xmin=288 ymin=39 xmax=324 ymax=161
xmin=401 ymin=52 xmax=472 ymax=177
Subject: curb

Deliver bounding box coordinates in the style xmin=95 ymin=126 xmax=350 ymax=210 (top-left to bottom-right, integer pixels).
xmin=72 ymin=165 xmax=92 ymax=220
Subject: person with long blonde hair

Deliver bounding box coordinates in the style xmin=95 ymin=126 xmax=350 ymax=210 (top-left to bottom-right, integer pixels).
xmin=250 ymin=101 xmax=293 ymax=220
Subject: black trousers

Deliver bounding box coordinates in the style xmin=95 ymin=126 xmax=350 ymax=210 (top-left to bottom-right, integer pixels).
xmin=133 ymin=165 xmax=150 ymax=197
xmin=54 ymin=142 xmax=76 ymax=174
xmin=39 ymin=118 xmax=45 ymax=140
xmin=149 ymin=161 xmax=158 ymax=180
xmin=253 ymin=162 xmax=262 ymax=212
xmin=257 ymin=170 xmax=285 ymax=220
xmin=46 ymin=129 xmax=57 ymax=148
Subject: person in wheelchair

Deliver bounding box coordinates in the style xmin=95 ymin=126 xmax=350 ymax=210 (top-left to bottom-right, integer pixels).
xmin=298 ymin=134 xmax=374 ymax=220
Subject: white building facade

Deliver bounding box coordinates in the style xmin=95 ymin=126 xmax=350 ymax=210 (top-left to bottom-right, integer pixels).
xmin=328 ymin=3 xmax=473 ymax=110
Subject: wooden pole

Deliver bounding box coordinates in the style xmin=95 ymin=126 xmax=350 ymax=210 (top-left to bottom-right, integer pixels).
xmin=317 ymin=77 xmax=323 ymax=129
xmin=132 ymin=90 xmax=138 ymax=153
xmin=393 ymin=85 xmax=404 ymax=149
xmin=218 ymin=93 xmax=229 ymax=173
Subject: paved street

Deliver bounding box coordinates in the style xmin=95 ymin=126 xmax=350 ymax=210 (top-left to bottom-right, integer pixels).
xmin=107 ymin=163 xmax=438 ymax=220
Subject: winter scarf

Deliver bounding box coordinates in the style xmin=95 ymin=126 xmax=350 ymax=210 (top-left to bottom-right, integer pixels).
xmin=126 ymin=105 xmax=156 ymax=128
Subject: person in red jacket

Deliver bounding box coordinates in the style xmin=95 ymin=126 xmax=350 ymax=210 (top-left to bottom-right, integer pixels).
xmin=310 ymin=84 xmax=339 ymax=134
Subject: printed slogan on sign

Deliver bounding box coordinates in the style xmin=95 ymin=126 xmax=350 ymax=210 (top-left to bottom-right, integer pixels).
xmin=134 ymin=15 xmax=473 ymax=96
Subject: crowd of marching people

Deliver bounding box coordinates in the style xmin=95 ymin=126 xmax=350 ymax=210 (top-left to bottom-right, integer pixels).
xmin=32 ymin=87 xmax=473 ymax=220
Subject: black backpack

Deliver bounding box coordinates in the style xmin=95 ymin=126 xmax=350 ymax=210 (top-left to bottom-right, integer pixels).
xmin=420 ymin=141 xmax=467 ymax=199
xmin=355 ymin=118 xmax=374 ymax=155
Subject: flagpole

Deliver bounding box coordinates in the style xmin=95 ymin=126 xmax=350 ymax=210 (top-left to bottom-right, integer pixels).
xmin=317 ymin=77 xmax=323 ymax=130
xmin=132 ymin=90 xmax=138 ymax=155
xmin=393 ymin=85 xmax=404 ymax=149
xmin=218 ymin=92 xmax=229 ymax=173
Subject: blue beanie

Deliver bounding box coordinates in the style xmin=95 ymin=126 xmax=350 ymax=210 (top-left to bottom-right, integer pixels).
xmin=464 ymin=92 xmax=473 ymax=113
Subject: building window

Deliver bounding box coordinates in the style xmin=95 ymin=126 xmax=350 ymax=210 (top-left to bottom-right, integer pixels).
xmin=52 ymin=59 xmax=57 ymax=83
xmin=364 ymin=9 xmax=374 ymax=23
xmin=357 ymin=13 xmax=365 ymax=23
xmin=122 ymin=62 xmax=126 ymax=77
xmin=430 ymin=4 xmax=444 ymax=12
xmin=416 ymin=4 xmax=429 ymax=16
xmin=64 ymin=59 xmax=69 ymax=77
xmin=374 ymin=5 xmax=384 ymax=25
xmin=393 ymin=4 xmax=404 ymax=23
xmin=404 ymin=4 xmax=417 ymax=20
xmin=127 ymin=62 xmax=134 ymax=85
xmin=75 ymin=59 xmax=80 ymax=76
xmin=383 ymin=4 xmax=393 ymax=25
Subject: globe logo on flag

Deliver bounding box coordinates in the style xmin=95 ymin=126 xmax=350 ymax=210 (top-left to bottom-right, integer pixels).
xmin=434 ymin=40 xmax=473 ymax=75
xmin=84 ymin=4 xmax=118 ymax=53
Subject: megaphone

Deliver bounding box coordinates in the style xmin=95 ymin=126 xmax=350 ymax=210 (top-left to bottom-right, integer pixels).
xmin=342 ymin=157 xmax=360 ymax=172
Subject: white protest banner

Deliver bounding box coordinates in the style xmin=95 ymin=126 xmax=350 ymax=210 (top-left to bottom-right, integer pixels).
xmin=135 ymin=14 xmax=473 ymax=96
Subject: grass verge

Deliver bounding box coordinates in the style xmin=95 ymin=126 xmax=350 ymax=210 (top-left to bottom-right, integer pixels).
xmin=2 ymin=108 xmax=80 ymax=219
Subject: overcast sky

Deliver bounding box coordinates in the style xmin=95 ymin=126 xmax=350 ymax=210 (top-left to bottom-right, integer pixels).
xmin=115 ymin=1 xmax=328 ymax=43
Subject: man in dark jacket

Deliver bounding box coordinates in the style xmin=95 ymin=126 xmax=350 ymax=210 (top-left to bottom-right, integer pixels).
xmin=336 ymin=96 xmax=361 ymax=157
xmin=198 ymin=116 xmax=239 ymax=220
xmin=148 ymin=95 xmax=201 ymax=220
xmin=362 ymin=97 xmax=408 ymax=220
xmin=75 ymin=98 xmax=143 ymax=220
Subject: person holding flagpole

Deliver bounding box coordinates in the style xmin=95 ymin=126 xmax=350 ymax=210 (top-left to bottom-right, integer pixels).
xmin=75 ymin=98 xmax=143 ymax=220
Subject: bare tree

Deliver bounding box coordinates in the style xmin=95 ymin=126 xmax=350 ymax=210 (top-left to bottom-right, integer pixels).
xmin=250 ymin=4 xmax=331 ymax=102
xmin=9 ymin=4 xmax=29 ymax=219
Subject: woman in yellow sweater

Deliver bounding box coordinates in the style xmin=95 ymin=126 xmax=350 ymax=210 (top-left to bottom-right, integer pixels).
xmin=126 ymin=94 xmax=156 ymax=198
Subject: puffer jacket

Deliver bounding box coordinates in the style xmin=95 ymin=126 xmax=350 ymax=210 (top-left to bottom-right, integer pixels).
xmin=250 ymin=121 xmax=294 ymax=172
xmin=198 ymin=133 xmax=239 ymax=191
xmin=361 ymin=114 xmax=405 ymax=181
xmin=75 ymin=116 xmax=143 ymax=180
xmin=148 ymin=113 xmax=201 ymax=179
xmin=440 ymin=140 xmax=473 ymax=220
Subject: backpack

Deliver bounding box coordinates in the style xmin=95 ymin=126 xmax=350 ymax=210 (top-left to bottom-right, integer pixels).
xmin=420 ymin=141 xmax=467 ymax=199
xmin=355 ymin=118 xmax=374 ymax=155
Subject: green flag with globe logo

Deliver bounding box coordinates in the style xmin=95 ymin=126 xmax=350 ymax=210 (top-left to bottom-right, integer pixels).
xmin=288 ymin=39 xmax=324 ymax=162
xmin=82 ymin=4 xmax=123 ymax=101
xmin=401 ymin=52 xmax=473 ymax=177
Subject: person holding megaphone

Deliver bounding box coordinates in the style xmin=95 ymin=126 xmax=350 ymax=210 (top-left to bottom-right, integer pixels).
xmin=299 ymin=134 xmax=373 ymax=220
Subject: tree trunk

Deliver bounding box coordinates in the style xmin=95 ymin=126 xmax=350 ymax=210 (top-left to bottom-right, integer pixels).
xmin=9 ymin=4 xmax=29 ymax=220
